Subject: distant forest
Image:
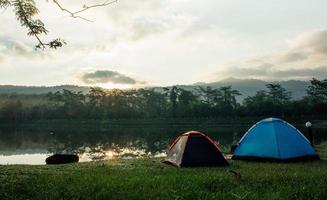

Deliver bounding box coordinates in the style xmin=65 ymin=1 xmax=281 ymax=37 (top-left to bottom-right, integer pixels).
xmin=0 ymin=78 xmax=326 ymax=122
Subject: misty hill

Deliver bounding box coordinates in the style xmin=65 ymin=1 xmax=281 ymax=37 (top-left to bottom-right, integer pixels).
xmin=0 ymin=85 xmax=90 ymax=94
xmin=0 ymin=78 xmax=310 ymax=101
xmin=156 ymin=78 xmax=310 ymax=101
xmin=198 ymin=78 xmax=310 ymax=100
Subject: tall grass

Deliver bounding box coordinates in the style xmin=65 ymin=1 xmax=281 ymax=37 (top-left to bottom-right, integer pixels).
xmin=0 ymin=158 xmax=326 ymax=200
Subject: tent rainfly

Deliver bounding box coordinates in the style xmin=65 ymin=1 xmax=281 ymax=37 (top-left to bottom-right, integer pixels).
xmin=164 ymin=131 xmax=228 ymax=167
xmin=232 ymin=118 xmax=319 ymax=162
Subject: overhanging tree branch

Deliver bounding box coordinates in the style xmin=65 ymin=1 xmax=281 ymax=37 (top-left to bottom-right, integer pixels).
xmin=52 ymin=0 xmax=118 ymax=22
xmin=0 ymin=0 xmax=118 ymax=49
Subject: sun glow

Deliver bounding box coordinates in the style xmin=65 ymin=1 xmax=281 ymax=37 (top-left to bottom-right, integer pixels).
xmin=94 ymin=83 xmax=134 ymax=90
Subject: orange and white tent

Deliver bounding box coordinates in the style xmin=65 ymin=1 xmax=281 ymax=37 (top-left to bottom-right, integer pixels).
xmin=164 ymin=131 xmax=228 ymax=167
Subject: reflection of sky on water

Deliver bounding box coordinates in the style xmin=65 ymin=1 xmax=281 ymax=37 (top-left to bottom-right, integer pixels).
xmin=79 ymin=145 xmax=167 ymax=162
xmin=0 ymin=122 xmax=325 ymax=165
xmin=0 ymin=153 xmax=49 ymax=165
xmin=0 ymin=146 xmax=167 ymax=165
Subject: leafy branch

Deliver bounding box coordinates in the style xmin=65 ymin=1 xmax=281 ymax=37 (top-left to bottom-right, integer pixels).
xmin=0 ymin=0 xmax=118 ymax=49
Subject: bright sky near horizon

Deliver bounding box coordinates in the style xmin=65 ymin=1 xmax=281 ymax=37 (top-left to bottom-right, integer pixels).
xmin=0 ymin=0 xmax=327 ymax=88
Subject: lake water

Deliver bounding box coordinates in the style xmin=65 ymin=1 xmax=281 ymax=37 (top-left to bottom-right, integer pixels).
xmin=0 ymin=119 xmax=326 ymax=165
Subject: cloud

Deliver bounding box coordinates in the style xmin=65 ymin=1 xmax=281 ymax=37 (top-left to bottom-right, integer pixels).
xmin=0 ymin=38 xmax=32 ymax=55
xmin=2 ymin=0 xmax=327 ymax=86
xmin=10 ymin=41 xmax=31 ymax=55
xmin=272 ymin=66 xmax=327 ymax=78
xmin=290 ymin=29 xmax=327 ymax=55
xmin=0 ymin=39 xmax=32 ymax=63
xmin=275 ymin=29 xmax=327 ymax=65
xmin=217 ymin=65 xmax=327 ymax=80
xmin=129 ymin=18 xmax=168 ymax=40
xmin=101 ymin=0 xmax=193 ymax=42
xmin=0 ymin=53 xmax=4 ymax=62
xmin=0 ymin=36 xmax=56 ymax=64
xmin=278 ymin=52 xmax=308 ymax=63
xmin=214 ymin=29 xmax=327 ymax=80
xmin=81 ymin=70 xmax=144 ymax=85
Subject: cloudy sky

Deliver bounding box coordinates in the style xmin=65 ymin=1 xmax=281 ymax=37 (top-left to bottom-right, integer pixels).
xmin=0 ymin=0 xmax=327 ymax=88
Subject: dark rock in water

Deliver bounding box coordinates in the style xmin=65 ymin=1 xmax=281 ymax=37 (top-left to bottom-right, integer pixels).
xmin=46 ymin=154 xmax=79 ymax=165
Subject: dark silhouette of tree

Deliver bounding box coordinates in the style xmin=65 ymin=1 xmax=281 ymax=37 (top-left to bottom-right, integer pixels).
xmin=86 ymin=87 xmax=107 ymax=119
xmin=307 ymin=78 xmax=327 ymax=115
xmin=137 ymin=89 xmax=167 ymax=118
xmin=307 ymin=78 xmax=327 ymax=103
xmin=0 ymin=100 xmax=23 ymax=122
xmin=163 ymin=86 xmax=179 ymax=117
xmin=218 ymin=86 xmax=241 ymax=114
xmin=196 ymin=86 xmax=241 ymax=116
xmin=0 ymin=79 xmax=326 ymax=121
xmin=47 ymin=89 xmax=85 ymax=119
xmin=196 ymin=86 xmax=218 ymax=106
xmin=266 ymin=83 xmax=291 ymax=103
xmin=242 ymin=84 xmax=292 ymax=116
xmin=177 ymin=88 xmax=199 ymax=117
xmin=265 ymin=83 xmax=292 ymax=116
xmin=243 ymin=91 xmax=270 ymax=116
xmin=195 ymin=86 xmax=220 ymax=116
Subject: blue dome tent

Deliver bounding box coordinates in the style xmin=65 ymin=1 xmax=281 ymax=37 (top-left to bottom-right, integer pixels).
xmin=232 ymin=118 xmax=319 ymax=161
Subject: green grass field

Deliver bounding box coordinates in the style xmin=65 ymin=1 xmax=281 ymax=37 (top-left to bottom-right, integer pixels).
xmin=0 ymin=142 xmax=326 ymax=200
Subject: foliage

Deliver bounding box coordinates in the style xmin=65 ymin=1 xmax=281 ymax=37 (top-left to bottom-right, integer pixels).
xmin=0 ymin=0 xmax=66 ymax=49
xmin=307 ymin=78 xmax=327 ymax=115
xmin=0 ymin=0 xmax=115 ymax=49
xmin=307 ymin=78 xmax=327 ymax=102
xmin=243 ymin=83 xmax=292 ymax=116
xmin=0 ymin=78 xmax=327 ymax=121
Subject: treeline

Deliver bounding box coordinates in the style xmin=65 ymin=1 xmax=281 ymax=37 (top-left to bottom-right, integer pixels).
xmin=0 ymin=78 xmax=326 ymax=122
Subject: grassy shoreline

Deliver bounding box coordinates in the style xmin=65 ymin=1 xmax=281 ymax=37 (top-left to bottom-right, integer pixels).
xmin=1 ymin=143 xmax=327 ymax=200
xmin=0 ymin=121 xmax=326 ymax=200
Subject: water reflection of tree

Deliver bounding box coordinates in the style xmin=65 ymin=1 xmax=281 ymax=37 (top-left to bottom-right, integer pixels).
xmin=77 ymin=140 xmax=169 ymax=161
xmin=3 ymin=120 xmax=327 ymax=158
xmin=44 ymin=126 xmax=175 ymax=156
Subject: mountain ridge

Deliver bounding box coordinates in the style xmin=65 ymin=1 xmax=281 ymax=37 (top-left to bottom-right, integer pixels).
xmin=0 ymin=78 xmax=310 ymax=100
